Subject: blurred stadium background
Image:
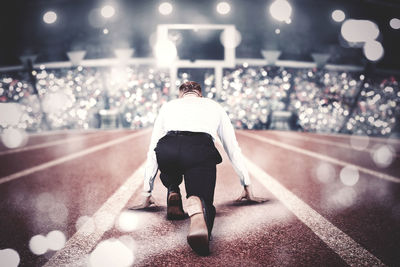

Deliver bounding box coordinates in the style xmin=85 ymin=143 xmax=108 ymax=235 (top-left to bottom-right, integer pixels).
xmin=1 ymin=0 xmax=400 ymax=149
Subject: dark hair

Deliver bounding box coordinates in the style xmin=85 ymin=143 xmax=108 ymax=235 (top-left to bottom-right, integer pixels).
xmin=179 ymin=81 xmax=201 ymax=94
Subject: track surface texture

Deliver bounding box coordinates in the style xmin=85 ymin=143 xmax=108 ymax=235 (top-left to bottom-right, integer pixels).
xmin=0 ymin=129 xmax=399 ymax=267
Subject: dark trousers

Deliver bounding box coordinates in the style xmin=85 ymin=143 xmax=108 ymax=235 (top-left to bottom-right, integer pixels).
xmin=155 ymin=131 xmax=222 ymax=233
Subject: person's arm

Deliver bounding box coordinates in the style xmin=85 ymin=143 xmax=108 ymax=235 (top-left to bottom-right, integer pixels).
xmin=132 ymin=104 xmax=167 ymax=208
xmin=217 ymin=107 xmax=266 ymax=202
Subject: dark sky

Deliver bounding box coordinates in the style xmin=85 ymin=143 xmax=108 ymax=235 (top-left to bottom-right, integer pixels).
xmin=0 ymin=0 xmax=399 ymax=69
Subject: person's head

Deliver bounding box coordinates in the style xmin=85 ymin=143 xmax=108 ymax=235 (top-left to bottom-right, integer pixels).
xmin=178 ymin=81 xmax=202 ymax=98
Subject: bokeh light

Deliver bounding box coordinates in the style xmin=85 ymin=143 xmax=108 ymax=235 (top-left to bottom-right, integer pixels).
xmin=46 ymin=230 xmax=66 ymax=251
xmin=219 ymin=29 xmax=242 ymax=49
xmin=349 ymin=134 xmax=369 ymax=151
xmin=331 ymin=9 xmax=345 ymax=23
xmin=116 ymin=211 xmax=140 ymax=232
xmin=389 ymin=18 xmax=400 ymax=29
xmin=76 ymin=215 xmax=96 ymax=235
xmin=314 ymin=162 xmax=336 ymax=183
xmin=216 ymin=2 xmax=231 ymax=15
xmin=363 ymin=40 xmax=384 ymax=61
xmin=371 ymin=144 xmax=394 ymax=168
xmin=339 ymin=165 xmax=359 ymax=186
xmin=43 ymin=11 xmax=57 ymax=24
xmin=153 ymin=39 xmax=177 ymax=67
xmin=101 ymin=5 xmax=115 ymax=18
xmin=269 ymin=0 xmax=292 ymax=22
xmin=0 ymin=248 xmax=20 ymax=267
xmin=29 ymin=235 xmax=48 ymax=255
xmin=0 ymin=103 xmax=23 ymax=126
xmin=159 ymin=2 xmax=173 ymax=15
xmin=341 ymin=19 xmax=380 ymax=43
xmin=330 ymin=187 xmax=357 ymax=208
xmin=89 ymin=239 xmax=135 ymax=267
xmin=1 ymin=128 xmax=28 ymax=149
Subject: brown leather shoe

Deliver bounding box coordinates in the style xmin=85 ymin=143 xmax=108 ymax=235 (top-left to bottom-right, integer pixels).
xmin=167 ymin=192 xmax=185 ymax=220
xmin=186 ymin=196 xmax=209 ymax=256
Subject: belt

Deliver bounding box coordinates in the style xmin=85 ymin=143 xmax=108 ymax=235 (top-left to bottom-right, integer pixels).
xmin=167 ymin=131 xmax=212 ymax=139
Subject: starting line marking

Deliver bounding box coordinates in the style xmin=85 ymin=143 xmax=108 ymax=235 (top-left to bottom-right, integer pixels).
xmin=43 ymin=163 xmax=146 ymax=267
xmin=244 ymin=156 xmax=386 ymax=267
xmin=0 ymin=129 xmax=150 ymax=185
xmin=238 ymin=131 xmax=400 ymax=183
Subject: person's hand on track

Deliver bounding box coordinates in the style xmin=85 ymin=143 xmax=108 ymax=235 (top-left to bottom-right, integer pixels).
xmin=129 ymin=194 xmax=158 ymax=210
xmin=236 ymin=184 xmax=268 ymax=203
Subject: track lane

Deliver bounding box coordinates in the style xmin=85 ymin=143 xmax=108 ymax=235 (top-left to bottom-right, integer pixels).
xmin=80 ymin=145 xmax=348 ymax=266
xmin=237 ymin=131 xmax=400 ymax=266
xmin=0 ymin=130 xmax=151 ymax=267
xmin=0 ymin=130 xmax=139 ymax=180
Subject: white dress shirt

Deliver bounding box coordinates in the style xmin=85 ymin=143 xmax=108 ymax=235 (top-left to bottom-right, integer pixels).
xmin=143 ymin=94 xmax=251 ymax=192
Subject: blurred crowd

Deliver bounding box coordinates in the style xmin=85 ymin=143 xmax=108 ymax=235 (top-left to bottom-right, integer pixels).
xmin=0 ymin=65 xmax=399 ymax=137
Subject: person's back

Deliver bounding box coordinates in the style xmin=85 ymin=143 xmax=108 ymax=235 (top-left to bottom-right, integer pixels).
xmin=160 ymin=96 xmax=222 ymax=140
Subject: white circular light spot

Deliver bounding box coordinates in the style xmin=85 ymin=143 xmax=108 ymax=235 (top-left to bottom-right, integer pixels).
xmin=219 ymin=29 xmax=242 ymax=49
xmin=116 ymin=211 xmax=140 ymax=232
xmin=101 ymin=5 xmax=115 ymax=18
xmin=331 ymin=187 xmax=357 ymax=208
xmin=76 ymin=216 xmax=96 ymax=236
xmin=363 ymin=40 xmax=384 ymax=61
xmin=340 ymin=165 xmax=359 ymax=186
xmin=89 ymin=239 xmax=134 ymax=267
xmin=217 ymin=2 xmax=231 ymax=15
xmin=153 ymin=39 xmax=177 ymax=67
xmin=0 ymin=249 xmax=20 ymax=267
xmin=159 ymin=2 xmax=173 ymax=15
xmin=331 ymin=10 xmax=345 ymax=22
xmin=46 ymin=230 xmax=66 ymax=251
xmin=43 ymin=11 xmax=57 ymax=24
xmin=349 ymin=134 xmax=369 ymax=151
xmin=275 ymin=28 xmax=281 ymax=34
xmin=341 ymin=19 xmax=380 ymax=43
xmin=0 ymin=103 xmax=23 ymax=126
xmin=315 ymin=162 xmax=336 ymax=183
xmin=29 ymin=235 xmax=48 ymax=255
xmin=371 ymin=145 xmax=394 ymax=168
xmin=269 ymin=0 xmax=292 ymax=22
xmin=389 ymin=18 xmax=400 ymax=29
xmin=103 ymin=28 xmax=109 ymax=35
xmin=1 ymin=128 xmax=28 ymax=149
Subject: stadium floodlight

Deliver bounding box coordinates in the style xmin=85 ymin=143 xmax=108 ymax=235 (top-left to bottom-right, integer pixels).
xmin=311 ymin=53 xmax=330 ymax=68
xmin=153 ymin=39 xmax=177 ymax=67
xmin=261 ymin=50 xmax=281 ymax=65
xmin=220 ymin=29 xmax=241 ymax=48
xmin=43 ymin=11 xmax=57 ymax=24
xmin=269 ymin=0 xmax=292 ymax=22
xmin=331 ymin=10 xmax=345 ymax=23
xmin=217 ymin=2 xmax=231 ymax=15
xmin=101 ymin=5 xmax=115 ymax=18
xmin=341 ymin=19 xmax=380 ymax=44
xmin=66 ymin=50 xmax=86 ymax=66
xmin=159 ymin=2 xmax=173 ymax=15
xmin=390 ymin=18 xmax=400 ymax=30
xmin=363 ymin=40 xmax=384 ymax=62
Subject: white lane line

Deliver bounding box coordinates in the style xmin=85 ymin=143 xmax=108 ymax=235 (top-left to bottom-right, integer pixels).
xmin=276 ymin=131 xmax=400 ymax=159
xmin=298 ymin=131 xmax=400 ymax=145
xmin=0 ymin=132 xmax=109 ymax=156
xmin=244 ymin=156 xmax=386 ymax=267
xmin=238 ymin=131 xmax=400 ymax=183
xmin=43 ymin=163 xmax=146 ymax=267
xmin=0 ymin=129 xmax=151 ymax=185
xmin=268 ymin=131 xmax=383 ymax=155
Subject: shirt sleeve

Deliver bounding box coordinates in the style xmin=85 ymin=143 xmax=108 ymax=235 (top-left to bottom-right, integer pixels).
xmin=143 ymin=104 xmax=167 ymax=192
xmin=217 ymin=107 xmax=251 ymax=186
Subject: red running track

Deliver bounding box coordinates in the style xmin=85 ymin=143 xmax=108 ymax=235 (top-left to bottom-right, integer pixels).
xmin=0 ymin=129 xmax=399 ymax=267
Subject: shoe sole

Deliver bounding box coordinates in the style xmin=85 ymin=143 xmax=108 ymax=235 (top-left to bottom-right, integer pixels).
xmin=167 ymin=193 xmax=185 ymax=220
xmin=187 ymin=233 xmax=209 ymax=256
